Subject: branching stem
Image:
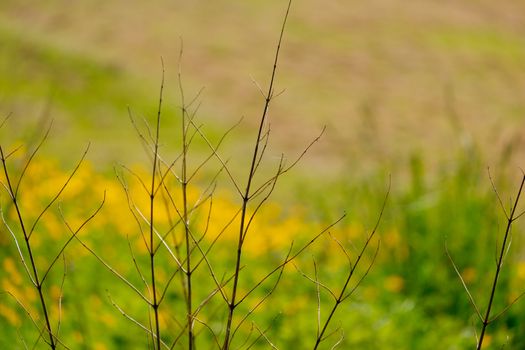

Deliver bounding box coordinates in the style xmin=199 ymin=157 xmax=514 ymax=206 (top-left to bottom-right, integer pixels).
xmin=178 ymin=45 xmax=196 ymax=349
xmin=221 ymin=1 xmax=292 ymax=349
xmin=149 ymin=59 xmax=165 ymax=350
xmin=476 ymin=174 xmax=525 ymax=350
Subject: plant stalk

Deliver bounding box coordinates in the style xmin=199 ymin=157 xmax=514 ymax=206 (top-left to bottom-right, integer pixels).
xmin=477 ymin=175 xmax=525 ymax=350
xmin=221 ymin=2 xmax=292 ymax=349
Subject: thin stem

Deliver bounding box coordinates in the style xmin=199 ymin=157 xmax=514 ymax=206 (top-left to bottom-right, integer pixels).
xmin=477 ymin=174 xmax=525 ymax=350
xmin=178 ymin=43 xmax=195 ymax=350
xmin=314 ymin=178 xmax=389 ymax=349
xmin=0 ymin=146 xmax=56 ymax=349
xmin=222 ymin=2 xmax=292 ymax=348
xmin=149 ymin=59 xmax=165 ymax=350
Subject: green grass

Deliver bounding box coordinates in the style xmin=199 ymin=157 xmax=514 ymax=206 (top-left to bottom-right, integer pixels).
xmin=2 ymin=128 xmax=525 ymax=349
xmin=427 ymin=27 xmax=525 ymax=63
xmin=2 ymin=1 xmax=525 ymax=349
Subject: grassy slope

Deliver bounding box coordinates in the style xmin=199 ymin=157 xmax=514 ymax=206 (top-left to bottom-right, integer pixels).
xmin=1 ymin=0 xmax=525 ymax=175
xmin=0 ymin=23 xmax=179 ymax=167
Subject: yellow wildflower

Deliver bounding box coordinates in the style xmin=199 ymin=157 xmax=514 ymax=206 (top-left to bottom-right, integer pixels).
xmin=0 ymin=304 xmax=21 ymax=326
xmin=384 ymin=275 xmax=405 ymax=293
xmin=3 ymin=257 xmax=23 ymax=285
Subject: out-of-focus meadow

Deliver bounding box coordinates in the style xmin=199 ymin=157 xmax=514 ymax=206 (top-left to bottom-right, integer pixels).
xmin=1 ymin=0 xmax=525 ymax=349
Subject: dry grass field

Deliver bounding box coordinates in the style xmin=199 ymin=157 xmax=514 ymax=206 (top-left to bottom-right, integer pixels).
xmin=1 ymin=0 xmax=525 ymax=174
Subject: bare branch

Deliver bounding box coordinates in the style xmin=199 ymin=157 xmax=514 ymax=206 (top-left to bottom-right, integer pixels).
xmin=41 ymin=192 xmax=105 ymax=284
xmin=55 ymin=255 xmax=68 ymax=338
xmin=186 ymin=118 xmax=242 ymax=197
xmin=250 ymin=126 xmax=326 ymax=200
xmin=252 ymin=323 xmax=279 ymax=350
xmin=68 ymin=226 xmax=151 ymax=305
xmin=243 ymin=157 xmax=284 ymax=242
xmin=127 ymin=234 xmax=150 ymax=291
xmin=0 ymin=113 xmax=11 ymax=129
xmin=192 ymin=317 xmax=222 ymax=349
xmin=238 ymin=214 xmax=345 ymax=305
xmin=488 ymin=168 xmax=509 ymax=220
xmin=108 ymin=293 xmax=170 ymax=349
xmin=490 ymin=289 xmax=525 ymax=323
xmin=120 ymin=164 xmax=151 ymax=196
xmin=476 ymin=173 xmax=525 ymax=350
xmin=1 ymin=209 xmax=36 ymax=285
xmin=341 ymin=239 xmax=380 ymax=302
xmin=187 ymin=117 xmax=243 ymax=184
xmin=115 ymin=170 xmax=150 ymax=253
xmin=330 ymin=330 xmax=345 ymax=350
xmin=4 ymin=144 xmax=24 ymax=161
xmin=314 ymin=179 xmax=389 ymax=349
xmin=14 ymin=122 xmax=53 ymax=199
xmin=252 ymin=123 xmax=271 ymax=176
xmin=28 ymin=143 xmax=91 ymax=240
xmin=128 ymin=108 xmax=156 ymax=162
xmin=231 ymin=245 xmax=291 ymax=341
xmin=293 ymin=262 xmax=337 ymax=301
xmin=2 ymin=291 xmax=39 ymax=335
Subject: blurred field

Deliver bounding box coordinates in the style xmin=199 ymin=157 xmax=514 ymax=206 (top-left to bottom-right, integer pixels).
xmin=2 ymin=0 xmax=525 ymax=349
xmin=2 ymin=0 xmax=525 ymax=172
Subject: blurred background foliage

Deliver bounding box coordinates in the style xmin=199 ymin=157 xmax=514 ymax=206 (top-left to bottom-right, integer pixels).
xmin=1 ymin=0 xmax=525 ymax=348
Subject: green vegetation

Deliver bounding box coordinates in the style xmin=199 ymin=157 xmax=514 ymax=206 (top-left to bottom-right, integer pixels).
xmin=2 ymin=1 xmax=525 ymax=349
